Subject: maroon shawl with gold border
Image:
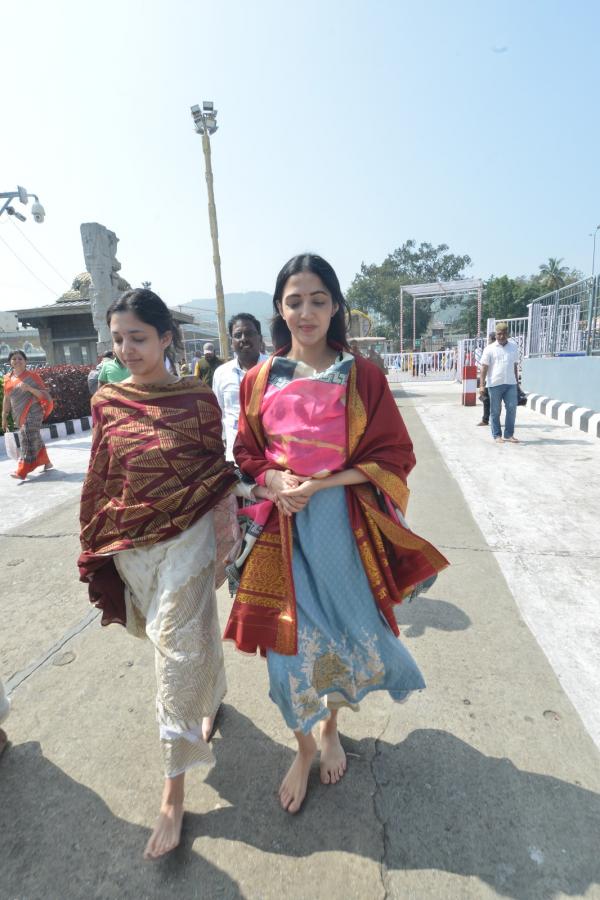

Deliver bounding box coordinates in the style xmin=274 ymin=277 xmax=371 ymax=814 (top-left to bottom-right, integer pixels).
xmin=78 ymin=377 xmax=237 ymax=626
xmin=223 ymin=350 xmax=449 ymax=657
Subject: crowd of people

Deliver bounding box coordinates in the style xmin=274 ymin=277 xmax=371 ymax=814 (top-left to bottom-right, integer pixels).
xmin=72 ymin=253 xmax=447 ymax=860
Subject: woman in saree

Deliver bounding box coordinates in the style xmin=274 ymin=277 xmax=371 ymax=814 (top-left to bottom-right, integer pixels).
xmin=224 ymin=254 xmax=449 ymax=814
xmin=2 ymin=350 xmax=53 ymax=480
xmin=78 ymin=288 xmax=268 ymax=860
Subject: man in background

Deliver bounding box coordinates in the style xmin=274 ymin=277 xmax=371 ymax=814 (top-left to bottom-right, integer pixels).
xmin=88 ymin=350 xmax=112 ymax=395
xmin=479 ymin=323 xmax=520 ymax=444
xmin=98 ymin=350 xmax=130 ymax=387
xmin=475 ymin=333 xmax=497 ymax=427
xmin=367 ymin=345 xmax=387 ymax=373
xmin=194 ymin=342 xmax=223 ymax=388
xmin=212 ymin=314 xmax=268 ymax=460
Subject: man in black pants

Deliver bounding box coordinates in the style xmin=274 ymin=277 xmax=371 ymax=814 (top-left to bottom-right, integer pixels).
xmin=475 ymin=333 xmax=496 ymax=426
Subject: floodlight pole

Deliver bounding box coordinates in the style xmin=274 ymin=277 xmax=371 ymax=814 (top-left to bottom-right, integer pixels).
xmin=477 ymin=284 xmax=483 ymax=337
xmin=190 ymin=103 xmax=229 ymax=361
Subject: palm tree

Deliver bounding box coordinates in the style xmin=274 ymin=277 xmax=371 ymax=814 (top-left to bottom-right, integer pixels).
xmin=539 ymin=258 xmax=570 ymax=291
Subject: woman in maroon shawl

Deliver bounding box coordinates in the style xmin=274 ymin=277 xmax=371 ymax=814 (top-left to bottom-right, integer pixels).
xmin=78 ymin=289 xmax=267 ymax=859
xmin=224 ymin=254 xmax=448 ymax=814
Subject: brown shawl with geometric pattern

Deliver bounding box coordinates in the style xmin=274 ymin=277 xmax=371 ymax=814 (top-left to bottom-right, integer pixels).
xmin=78 ymin=377 xmax=237 ymax=625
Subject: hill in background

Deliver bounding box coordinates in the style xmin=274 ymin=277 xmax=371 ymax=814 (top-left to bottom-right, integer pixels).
xmin=181 ymin=291 xmax=273 ymax=332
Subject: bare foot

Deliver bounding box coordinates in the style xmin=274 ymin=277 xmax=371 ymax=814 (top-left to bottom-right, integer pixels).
xmin=144 ymin=803 xmax=184 ymax=859
xmin=505 ymin=436 xmax=519 ymax=443
xmin=279 ymin=732 xmax=317 ymax=814
xmin=144 ymin=774 xmax=184 ymax=860
xmin=319 ymin=717 xmax=347 ymax=784
xmin=494 ymin=437 xmax=504 ymax=444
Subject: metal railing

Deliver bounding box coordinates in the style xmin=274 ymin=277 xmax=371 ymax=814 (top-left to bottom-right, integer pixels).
xmin=527 ymin=276 xmax=599 ymax=357
xmin=384 ymin=350 xmax=458 ymax=382
xmin=457 ymin=337 xmax=487 ymax=379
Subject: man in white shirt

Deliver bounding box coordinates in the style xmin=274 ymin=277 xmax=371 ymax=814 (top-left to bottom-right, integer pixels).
xmin=212 ymin=313 xmax=268 ymax=460
xmin=479 ymin=322 xmax=520 ymax=443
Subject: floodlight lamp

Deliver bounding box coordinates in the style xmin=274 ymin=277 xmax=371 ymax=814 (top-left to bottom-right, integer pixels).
xmin=202 ymin=101 xmax=214 ymax=111
xmin=17 ymin=185 xmax=28 ymax=205
xmin=190 ymin=105 xmax=205 ymax=134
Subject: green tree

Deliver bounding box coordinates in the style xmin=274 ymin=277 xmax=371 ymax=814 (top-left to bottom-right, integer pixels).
xmin=538 ymin=257 xmax=570 ymax=291
xmin=346 ymin=240 xmax=472 ymax=341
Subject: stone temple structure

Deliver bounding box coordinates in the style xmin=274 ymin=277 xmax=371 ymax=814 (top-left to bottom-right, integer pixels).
xmin=12 ymin=223 xmax=195 ymax=365
xmin=80 ymin=223 xmax=131 ymax=355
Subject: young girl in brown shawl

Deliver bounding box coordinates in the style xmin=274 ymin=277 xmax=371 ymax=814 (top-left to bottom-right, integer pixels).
xmin=78 ymin=289 xmax=268 ymax=859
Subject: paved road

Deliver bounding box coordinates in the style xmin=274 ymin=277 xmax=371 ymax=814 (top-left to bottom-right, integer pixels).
xmin=399 ymin=381 xmax=600 ymax=750
xmin=0 ymin=433 xmax=92 ymax=533
xmin=1 ymin=391 xmax=599 ymax=898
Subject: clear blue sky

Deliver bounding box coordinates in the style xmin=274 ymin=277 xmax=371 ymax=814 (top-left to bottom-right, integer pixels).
xmin=1 ymin=0 xmax=598 ymax=313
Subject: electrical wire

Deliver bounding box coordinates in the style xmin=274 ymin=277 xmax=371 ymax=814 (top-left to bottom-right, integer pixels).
xmin=0 ymin=232 xmax=59 ymax=297
xmin=8 ymin=217 xmax=70 ymax=285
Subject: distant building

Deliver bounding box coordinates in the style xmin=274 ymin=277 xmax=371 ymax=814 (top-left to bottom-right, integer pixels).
xmin=349 ymin=309 xmax=372 ymax=338
xmin=12 ymin=273 xmax=195 ymax=365
xmin=0 ymin=311 xmax=46 ymax=364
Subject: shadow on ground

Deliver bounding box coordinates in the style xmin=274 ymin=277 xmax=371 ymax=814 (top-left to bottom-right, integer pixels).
xmin=197 ymin=709 xmax=598 ymax=899
xmin=394 ymin=595 xmax=471 ymax=637
xmin=0 ymin=741 xmax=243 ymax=899
xmin=13 ymin=470 xmax=86 ymax=485
xmin=2 ymin=711 xmax=599 ymax=899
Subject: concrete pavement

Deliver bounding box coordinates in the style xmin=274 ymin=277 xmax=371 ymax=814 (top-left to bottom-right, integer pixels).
xmin=398 ymin=381 xmax=600 ymax=750
xmin=1 ymin=386 xmax=599 ymax=899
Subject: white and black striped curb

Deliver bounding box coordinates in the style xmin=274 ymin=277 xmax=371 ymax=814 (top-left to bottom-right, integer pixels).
xmin=0 ymin=415 xmax=92 ymax=459
xmin=526 ymin=394 xmax=600 ymax=438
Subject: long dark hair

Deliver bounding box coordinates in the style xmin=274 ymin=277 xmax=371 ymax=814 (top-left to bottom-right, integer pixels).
xmin=271 ymin=254 xmax=350 ymax=351
xmin=106 ymin=289 xmax=183 ymax=367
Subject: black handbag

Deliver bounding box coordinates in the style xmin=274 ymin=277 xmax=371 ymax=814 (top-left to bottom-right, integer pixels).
xmin=517 ymin=386 xmax=527 ymax=406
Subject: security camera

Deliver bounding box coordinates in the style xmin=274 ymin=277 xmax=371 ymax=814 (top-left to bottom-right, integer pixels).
xmin=31 ymin=201 xmax=45 ymax=223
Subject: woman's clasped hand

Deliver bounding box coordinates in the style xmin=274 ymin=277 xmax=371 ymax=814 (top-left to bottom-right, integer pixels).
xmin=266 ymin=469 xmax=322 ymax=515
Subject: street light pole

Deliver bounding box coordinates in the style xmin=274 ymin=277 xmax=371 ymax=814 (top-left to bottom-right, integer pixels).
xmin=190 ymin=102 xmax=229 ymax=361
